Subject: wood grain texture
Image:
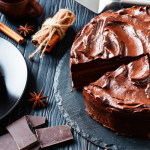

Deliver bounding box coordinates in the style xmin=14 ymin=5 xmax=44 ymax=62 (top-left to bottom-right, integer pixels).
xmin=0 ymin=0 xmax=111 ymax=149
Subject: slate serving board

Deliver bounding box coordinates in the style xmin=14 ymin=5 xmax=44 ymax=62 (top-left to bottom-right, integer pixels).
xmin=54 ymin=50 xmax=150 ymax=150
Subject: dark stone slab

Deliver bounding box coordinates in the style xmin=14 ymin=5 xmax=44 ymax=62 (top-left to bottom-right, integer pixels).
xmin=54 ymin=50 xmax=150 ymax=150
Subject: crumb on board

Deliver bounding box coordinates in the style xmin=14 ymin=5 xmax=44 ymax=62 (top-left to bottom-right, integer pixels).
xmin=70 ymin=89 xmax=73 ymax=92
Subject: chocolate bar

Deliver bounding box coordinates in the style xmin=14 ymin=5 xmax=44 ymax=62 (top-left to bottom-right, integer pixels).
xmin=0 ymin=133 xmax=19 ymax=150
xmin=7 ymin=116 xmax=38 ymax=150
xmin=35 ymin=125 xmax=73 ymax=148
xmin=26 ymin=115 xmax=46 ymax=128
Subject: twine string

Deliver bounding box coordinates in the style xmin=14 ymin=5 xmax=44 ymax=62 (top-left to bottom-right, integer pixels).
xmin=29 ymin=10 xmax=75 ymax=59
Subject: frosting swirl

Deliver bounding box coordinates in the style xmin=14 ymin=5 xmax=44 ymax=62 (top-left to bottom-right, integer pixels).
xmin=71 ymin=6 xmax=150 ymax=64
xmin=87 ymin=55 xmax=150 ymax=113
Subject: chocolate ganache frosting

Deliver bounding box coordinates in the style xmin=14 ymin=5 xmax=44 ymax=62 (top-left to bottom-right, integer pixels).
xmin=71 ymin=6 xmax=150 ymax=63
xmin=83 ymin=55 xmax=150 ymax=137
xmin=70 ymin=6 xmax=150 ymax=89
xmin=87 ymin=55 xmax=150 ymax=112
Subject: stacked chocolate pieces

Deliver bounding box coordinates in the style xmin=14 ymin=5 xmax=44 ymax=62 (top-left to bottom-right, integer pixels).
xmin=0 ymin=115 xmax=73 ymax=150
xmin=83 ymin=55 xmax=150 ymax=137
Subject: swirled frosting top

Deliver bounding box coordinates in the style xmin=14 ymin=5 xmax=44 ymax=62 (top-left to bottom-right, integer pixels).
xmin=71 ymin=6 xmax=150 ymax=64
xmin=84 ymin=55 xmax=150 ymax=113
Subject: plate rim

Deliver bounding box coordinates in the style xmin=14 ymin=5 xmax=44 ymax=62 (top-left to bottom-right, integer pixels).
xmin=0 ymin=37 xmax=28 ymax=120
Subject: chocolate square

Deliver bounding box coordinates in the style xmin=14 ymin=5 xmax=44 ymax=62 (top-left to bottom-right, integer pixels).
xmin=35 ymin=125 xmax=73 ymax=148
xmin=0 ymin=133 xmax=19 ymax=150
xmin=7 ymin=116 xmax=38 ymax=150
xmin=25 ymin=115 xmax=46 ymax=128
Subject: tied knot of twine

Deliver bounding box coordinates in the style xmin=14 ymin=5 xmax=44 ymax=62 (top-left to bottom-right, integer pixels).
xmin=29 ymin=10 xmax=75 ymax=59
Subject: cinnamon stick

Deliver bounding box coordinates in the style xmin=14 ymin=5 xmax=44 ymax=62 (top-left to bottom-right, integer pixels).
xmin=31 ymin=9 xmax=75 ymax=53
xmin=0 ymin=22 xmax=25 ymax=44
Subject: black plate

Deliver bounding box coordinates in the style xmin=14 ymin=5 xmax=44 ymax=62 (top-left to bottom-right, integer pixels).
xmin=54 ymin=50 xmax=150 ymax=150
xmin=0 ymin=37 xmax=27 ymax=120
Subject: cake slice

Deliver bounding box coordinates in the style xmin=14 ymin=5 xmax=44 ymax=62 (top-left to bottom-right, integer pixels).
xmin=83 ymin=55 xmax=150 ymax=137
xmin=70 ymin=6 xmax=150 ymax=89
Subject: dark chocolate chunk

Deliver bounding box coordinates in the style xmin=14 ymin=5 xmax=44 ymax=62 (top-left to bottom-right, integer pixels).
xmin=25 ymin=115 xmax=46 ymax=128
xmin=0 ymin=133 xmax=19 ymax=150
xmin=35 ymin=125 xmax=73 ymax=148
xmin=7 ymin=116 xmax=38 ymax=150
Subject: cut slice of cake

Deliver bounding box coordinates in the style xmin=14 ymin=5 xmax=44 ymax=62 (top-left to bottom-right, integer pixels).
xmin=70 ymin=6 xmax=150 ymax=89
xmin=83 ymin=55 xmax=150 ymax=137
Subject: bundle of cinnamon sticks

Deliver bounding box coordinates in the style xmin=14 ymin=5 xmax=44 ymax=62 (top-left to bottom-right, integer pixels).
xmin=29 ymin=9 xmax=75 ymax=59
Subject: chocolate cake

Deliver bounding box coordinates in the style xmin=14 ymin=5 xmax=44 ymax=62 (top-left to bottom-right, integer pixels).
xmin=83 ymin=55 xmax=150 ymax=137
xmin=70 ymin=6 xmax=150 ymax=89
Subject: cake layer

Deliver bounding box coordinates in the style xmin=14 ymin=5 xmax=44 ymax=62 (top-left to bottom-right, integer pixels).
xmin=83 ymin=55 xmax=150 ymax=137
xmin=71 ymin=55 xmax=143 ymax=88
xmin=70 ymin=6 xmax=150 ymax=89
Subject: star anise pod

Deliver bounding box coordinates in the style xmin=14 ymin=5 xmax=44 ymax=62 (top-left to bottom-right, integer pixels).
xmin=28 ymin=90 xmax=48 ymax=108
xmin=17 ymin=23 xmax=34 ymax=37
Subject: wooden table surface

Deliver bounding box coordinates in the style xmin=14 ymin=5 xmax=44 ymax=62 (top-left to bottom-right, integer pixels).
xmin=0 ymin=0 xmax=122 ymax=150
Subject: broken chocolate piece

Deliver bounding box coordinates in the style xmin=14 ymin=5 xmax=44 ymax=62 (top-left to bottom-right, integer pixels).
xmin=7 ymin=116 xmax=38 ymax=150
xmin=0 ymin=133 xmax=19 ymax=150
xmin=35 ymin=125 xmax=73 ymax=148
xmin=25 ymin=115 xmax=46 ymax=128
